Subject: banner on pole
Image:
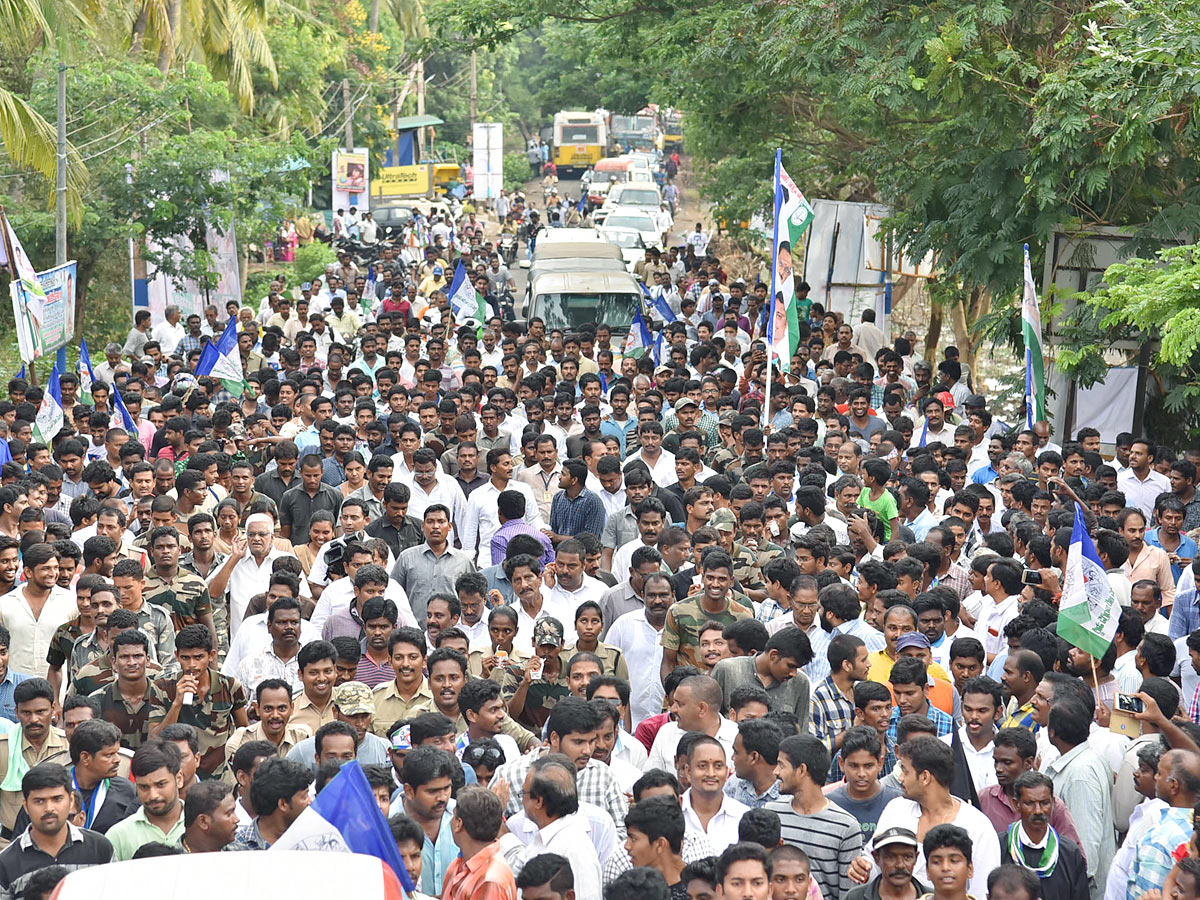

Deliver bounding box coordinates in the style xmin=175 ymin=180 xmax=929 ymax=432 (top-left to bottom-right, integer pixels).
xmin=11 ymin=261 xmax=77 ymax=363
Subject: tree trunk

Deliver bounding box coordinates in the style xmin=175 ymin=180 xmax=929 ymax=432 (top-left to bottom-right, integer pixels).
xmin=130 ymin=5 xmax=149 ymax=56
xmin=157 ymin=0 xmax=182 ymax=73
xmin=924 ymin=301 xmax=942 ymax=362
xmin=369 ymin=0 xmax=380 ymax=32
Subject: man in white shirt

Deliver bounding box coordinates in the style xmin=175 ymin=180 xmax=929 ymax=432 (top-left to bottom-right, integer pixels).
xmin=605 ymin=573 xmax=672 ymax=726
xmin=0 ymin=544 xmax=77 ymax=678
xmin=545 ymin=540 xmax=606 ymax=615
xmin=460 ymin=450 xmax=543 ymax=567
xmin=978 ymin=558 xmax=1023 ymax=663
xmin=625 ymin=423 xmax=676 ymax=489
xmin=646 ymin=674 xmax=739 ymax=772
xmin=515 ymin=756 xmax=604 ymax=900
xmin=401 ymin=450 xmax=468 ymax=544
xmin=681 ymin=735 xmax=748 ymax=853
xmin=150 ymin=305 xmax=186 ymax=355
xmin=1118 ymin=439 xmax=1172 ymax=519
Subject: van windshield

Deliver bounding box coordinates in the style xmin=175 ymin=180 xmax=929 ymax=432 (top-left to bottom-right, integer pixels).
xmin=616 ymin=189 xmax=659 ymax=206
xmin=538 ymin=293 xmax=636 ymax=332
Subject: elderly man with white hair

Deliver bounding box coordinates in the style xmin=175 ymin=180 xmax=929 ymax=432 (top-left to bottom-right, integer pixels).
xmin=215 ymin=512 xmax=297 ymax=640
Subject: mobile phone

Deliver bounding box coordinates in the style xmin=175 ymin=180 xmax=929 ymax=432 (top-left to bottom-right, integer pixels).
xmin=1020 ymin=569 xmax=1043 ymax=586
xmin=1116 ymin=693 xmax=1144 ymax=714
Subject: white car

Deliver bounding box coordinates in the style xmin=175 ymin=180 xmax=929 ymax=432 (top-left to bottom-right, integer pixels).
xmin=607 ymin=182 xmax=662 ymax=213
xmin=602 ymin=227 xmax=647 ymax=272
xmin=600 ymin=206 xmax=662 ymax=250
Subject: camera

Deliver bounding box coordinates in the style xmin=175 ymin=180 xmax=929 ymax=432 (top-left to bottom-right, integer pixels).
xmin=1116 ymin=694 xmax=1144 ymax=714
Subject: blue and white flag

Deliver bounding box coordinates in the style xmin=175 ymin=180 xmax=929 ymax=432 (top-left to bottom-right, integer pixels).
xmin=194 ymin=317 xmax=246 ymax=396
xmin=111 ymin=383 xmax=137 ymax=433
xmin=642 ymin=282 xmax=677 ymax=323
xmin=1058 ymin=504 xmax=1119 ymax=659
xmin=621 ymin=307 xmax=656 ymax=357
xmin=32 ymin=362 xmax=63 ymax=444
xmin=78 ymin=338 xmax=96 ymax=405
xmin=576 ymin=193 xmax=587 ymax=214
xmin=269 ymin=761 xmax=414 ymax=892
xmin=365 ymin=264 xmax=376 ymax=306
xmin=447 ymin=261 xmax=486 ymax=323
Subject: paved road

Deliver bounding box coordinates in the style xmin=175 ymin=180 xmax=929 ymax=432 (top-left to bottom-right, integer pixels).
xmin=507 ymin=176 xmax=585 ymax=317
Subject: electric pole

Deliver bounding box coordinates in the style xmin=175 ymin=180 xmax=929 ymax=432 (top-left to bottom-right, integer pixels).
xmin=470 ymin=51 xmax=478 ymax=132
xmin=55 ymin=62 xmax=66 ymax=267
xmin=342 ymin=78 xmax=354 ymax=148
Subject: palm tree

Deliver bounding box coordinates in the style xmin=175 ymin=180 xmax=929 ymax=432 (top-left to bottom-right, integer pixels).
xmin=127 ymin=0 xmax=279 ymax=113
xmin=0 ymin=0 xmax=87 ymax=193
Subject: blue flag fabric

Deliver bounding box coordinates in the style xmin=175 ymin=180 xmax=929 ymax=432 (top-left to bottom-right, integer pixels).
xmin=0 ymin=439 xmax=11 ymax=466
xmin=111 ymin=384 xmax=137 ymax=432
xmin=310 ymin=761 xmax=414 ymax=892
xmin=14 ymin=365 xmax=23 ymax=381
xmin=576 ymin=193 xmax=587 ymax=214
xmin=642 ymin=282 xmax=677 ymax=322
xmin=918 ymin=418 xmax=928 ymax=448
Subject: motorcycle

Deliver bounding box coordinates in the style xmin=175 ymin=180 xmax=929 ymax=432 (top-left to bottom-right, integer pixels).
xmin=499 ymin=232 xmax=519 ymax=266
xmin=488 ymin=287 xmax=516 ymax=322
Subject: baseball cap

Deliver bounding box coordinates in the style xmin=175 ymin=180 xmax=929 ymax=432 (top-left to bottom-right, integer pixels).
xmin=655 ymin=364 xmax=674 ymax=377
xmin=965 ymin=394 xmax=987 ymax=408
xmin=534 ymin=617 xmax=565 ymax=647
xmin=719 ymin=410 xmax=736 ymax=426
xmin=935 ymin=390 xmax=956 ymax=410
xmin=301 ymin=282 xmax=312 ymax=291
xmin=390 ymin=724 xmax=413 ymax=752
xmin=895 ymin=632 xmax=932 ymax=652
xmin=709 ymin=508 xmax=738 ymax=532
xmin=433 ymin=265 xmax=444 ymax=275
xmin=332 ymin=681 xmax=375 ymax=716
xmin=675 ymin=397 xmax=699 ymax=412
xmin=873 ymin=827 xmax=919 ymax=850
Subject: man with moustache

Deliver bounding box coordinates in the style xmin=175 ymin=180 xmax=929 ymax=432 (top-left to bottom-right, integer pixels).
xmin=998 ymin=771 xmax=1088 ymax=900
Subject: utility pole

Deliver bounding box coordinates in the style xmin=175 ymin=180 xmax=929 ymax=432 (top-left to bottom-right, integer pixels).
xmin=342 ymin=78 xmax=354 ymax=148
xmin=416 ymin=59 xmax=426 ymax=159
xmin=469 ymin=51 xmax=478 ymax=132
xmin=55 ymin=62 xmax=66 ymax=267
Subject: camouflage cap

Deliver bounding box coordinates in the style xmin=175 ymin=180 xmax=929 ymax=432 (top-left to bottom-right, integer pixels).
xmin=533 ymin=617 xmax=565 ymax=647
xmin=709 ymin=508 xmax=738 ymax=532
xmin=332 ymin=681 xmax=375 ymax=716
xmin=718 ymin=410 xmax=736 ymax=426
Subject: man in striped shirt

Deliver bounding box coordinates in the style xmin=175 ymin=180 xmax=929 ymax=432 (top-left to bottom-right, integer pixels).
xmin=766 ymin=734 xmax=864 ymax=900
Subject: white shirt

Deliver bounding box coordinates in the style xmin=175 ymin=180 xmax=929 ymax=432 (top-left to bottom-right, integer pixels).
xmin=517 ymin=814 xmax=603 ymax=900
xmin=611 ymin=538 xmax=656 ymax=585
xmin=929 ymin=623 xmax=983 ymax=671
xmin=459 ymin=479 xmax=545 ymax=567
xmin=940 ymin=726 xmax=997 ymax=795
xmin=307 ymin=576 xmax=416 ymax=637
xmin=221 ymin=612 xmax=322 ymax=678
xmin=150 ymin=319 xmax=185 ymax=354
xmin=512 ymin=589 xmax=579 ymax=653
xmin=1118 ymin=468 xmax=1172 ymax=519
xmin=456 ymin=616 xmax=490 ymax=647
xmin=0 ymin=585 xmax=78 ymax=678
xmin=228 ymin=548 xmax=292 ymax=639
xmin=547 ymin=576 xmax=607 ymax=617
xmin=400 ymin=473 xmax=468 ymax=542
xmin=505 ymin=802 xmax=617 ymax=868
xmin=682 ymin=789 xmax=748 ymax=855
xmin=646 ymin=717 xmax=739 ymax=774
xmin=874 ymin=797 xmax=1000 ymax=900
xmin=606 ymin=608 xmax=666 ymax=726
xmin=979 ymin=593 xmax=1020 ymax=656
xmin=625 ymin=448 xmax=676 ymax=489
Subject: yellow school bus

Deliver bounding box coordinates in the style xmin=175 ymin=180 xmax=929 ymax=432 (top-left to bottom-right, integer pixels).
xmin=552 ymin=111 xmax=608 ymax=173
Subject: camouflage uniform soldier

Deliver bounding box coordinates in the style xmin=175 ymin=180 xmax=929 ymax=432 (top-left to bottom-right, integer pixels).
xmin=661 ymin=548 xmax=753 ymax=671
xmin=70 ymin=610 xmax=164 ymax=697
xmin=142 ymin=526 xmax=219 ymax=654
xmin=499 ymin=618 xmax=572 ymax=732
xmin=89 ymin=629 xmax=170 ymax=750
xmin=152 ymin=623 xmax=249 ymax=780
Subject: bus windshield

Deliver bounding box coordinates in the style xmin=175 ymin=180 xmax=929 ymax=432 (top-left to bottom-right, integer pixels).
xmin=538 ymin=292 xmax=636 ymax=331
xmin=560 ymin=125 xmax=599 ymax=143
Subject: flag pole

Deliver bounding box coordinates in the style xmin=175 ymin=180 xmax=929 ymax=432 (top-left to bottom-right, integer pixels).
xmin=0 ymin=207 xmax=35 ymax=387
xmin=762 ymin=149 xmax=782 ymax=433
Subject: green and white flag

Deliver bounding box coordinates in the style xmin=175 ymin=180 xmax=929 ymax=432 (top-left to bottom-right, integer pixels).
xmin=766 ymin=149 xmax=813 ymax=374
xmin=1057 ymin=505 xmax=1119 ymax=659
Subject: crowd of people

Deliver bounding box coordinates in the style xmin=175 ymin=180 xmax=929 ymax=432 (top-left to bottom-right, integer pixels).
xmin=0 ymin=200 xmax=1195 ymax=900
